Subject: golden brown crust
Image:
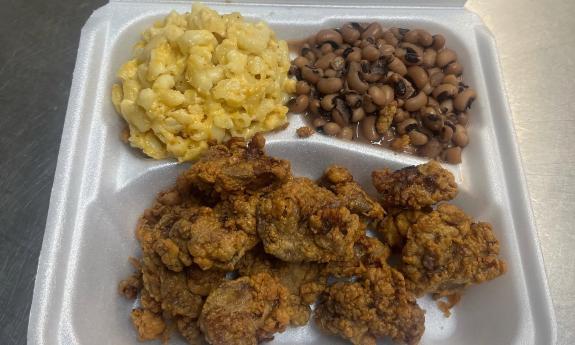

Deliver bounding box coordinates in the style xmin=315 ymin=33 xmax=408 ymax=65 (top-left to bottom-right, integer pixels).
xmin=322 ymin=165 xmax=385 ymax=224
xmin=257 ymin=178 xmax=364 ymax=262
xmin=130 ymin=308 xmax=166 ymax=341
xmin=176 ymin=134 xmax=291 ymax=200
xmin=401 ymin=204 xmax=507 ymax=297
xmin=324 ymin=235 xmax=391 ymax=278
xmin=315 ymin=266 xmax=425 ymax=345
xmin=237 ymin=246 xmax=327 ymax=326
xmin=376 ymin=208 xmax=431 ymax=249
xmin=120 ymin=136 xmax=293 ymax=344
xmin=199 ymin=273 xmax=292 ymax=345
xmin=372 ymin=161 xmax=457 ymax=209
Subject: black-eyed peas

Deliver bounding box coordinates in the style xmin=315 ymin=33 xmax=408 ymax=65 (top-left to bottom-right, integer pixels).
xmin=289 ymin=22 xmax=477 ymax=164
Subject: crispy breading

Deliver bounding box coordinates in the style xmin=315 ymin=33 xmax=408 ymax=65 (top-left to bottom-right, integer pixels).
xmin=176 ymin=134 xmax=291 ymax=200
xmin=237 ymin=246 xmax=327 ymax=326
xmin=120 ymin=136 xmax=293 ymax=344
xmin=376 ymin=208 xmax=431 ymax=249
xmin=324 ymin=235 xmax=391 ymax=278
xmin=257 ymin=178 xmax=364 ymax=262
xmin=401 ymin=204 xmax=507 ymax=297
xmin=177 ymin=194 xmax=261 ymax=271
xmin=199 ymin=273 xmax=292 ymax=345
xmin=315 ymin=266 xmax=425 ymax=345
xmin=372 ymin=161 xmax=457 ymax=209
xmin=322 ymin=165 xmax=385 ymax=224
xmin=130 ymin=308 xmax=166 ymax=341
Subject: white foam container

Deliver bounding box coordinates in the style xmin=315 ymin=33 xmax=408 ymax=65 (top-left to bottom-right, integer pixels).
xmin=28 ymin=1 xmax=557 ymax=344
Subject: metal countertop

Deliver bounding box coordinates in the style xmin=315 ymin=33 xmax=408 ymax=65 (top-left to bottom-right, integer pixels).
xmin=0 ymin=0 xmax=572 ymax=343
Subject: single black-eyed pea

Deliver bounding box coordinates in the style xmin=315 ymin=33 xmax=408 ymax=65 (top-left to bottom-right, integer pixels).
xmin=290 ymin=95 xmax=309 ymax=113
xmin=454 ymin=88 xmax=477 ymax=112
xmin=404 ymin=91 xmax=428 ymax=111
xmin=312 ymin=117 xmax=327 ymax=128
xmin=362 ymin=45 xmax=381 ymax=61
xmin=293 ymin=56 xmax=309 ymax=69
xmin=296 ymin=80 xmax=311 ymax=95
xmin=351 ymin=107 xmax=366 ymax=122
xmin=382 ymin=31 xmax=399 ymax=47
xmin=440 ymin=99 xmax=454 ymax=114
xmin=388 ymin=57 xmax=407 ymax=76
xmin=432 ymin=34 xmax=446 ymax=50
xmin=422 ymin=48 xmax=437 ymax=68
xmin=444 ymin=146 xmax=462 ymax=164
xmin=452 ymin=124 xmax=469 ymax=147
xmin=361 ymin=22 xmax=383 ymax=40
xmin=317 ymin=77 xmax=343 ymax=94
xmin=341 ymin=23 xmax=361 ymax=44
xmin=309 ymin=98 xmax=321 ymax=115
xmin=360 ymin=116 xmax=381 ymax=141
xmin=439 ymin=125 xmax=454 ymax=142
xmin=321 ymin=94 xmax=338 ymax=111
xmin=409 ymin=130 xmax=429 ymax=146
xmin=436 ymin=48 xmax=457 ymax=68
xmin=323 ymin=122 xmax=342 ymax=136
xmin=316 ymin=29 xmax=343 ymax=46
xmin=397 ymin=118 xmax=418 ymax=135
xmin=407 ymin=66 xmax=429 ymax=90
xmin=444 ymin=62 xmax=463 ymax=75
xmin=403 ymin=30 xmax=420 ymax=44
xmin=420 ymin=139 xmax=443 ymax=158
xmin=417 ymin=29 xmax=434 ymax=47
xmin=301 ymin=65 xmax=322 ymax=84
xmin=432 ymin=83 xmax=458 ymax=101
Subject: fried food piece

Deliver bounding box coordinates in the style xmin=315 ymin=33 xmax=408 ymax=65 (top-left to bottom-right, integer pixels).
xmin=324 ymin=235 xmax=391 ymax=278
xmin=176 ymin=317 xmax=203 ymax=345
xmin=257 ymin=178 xmax=364 ymax=262
xmin=187 ymin=266 xmax=228 ymax=297
xmin=238 ymin=248 xmax=326 ymax=305
xmin=177 ymin=134 xmax=291 ymax=200
xmin=315 ymin=266 xmax=425 ymax=345
xmin=137 ymin=188 xmax=261 ymax=271
xmin=174 ymin=195 xmax=261 ymax=271
xmin=376 ymin=208 xmax=431 ymax=249
xmin=322 ymin=165 xmax=385 ymax=224
xmin=199 ymin=273 xmax=292 ymax=345
xmin=142 ymin=255 xmax=204 ymax=319
xmin=119 ymin=258 xmax=143 ymax=299
xmin=372 ymin=161 xmax=457 ymax=209
xmin=131 ymin=308 xmax=166 ymax=341
xmin=238 ymin=247 xmax=327 ymax=326
xmin=401 ymin=204 xmax=507 ymax=297
xmin=120 ymin=136 xmax=300 ymax=345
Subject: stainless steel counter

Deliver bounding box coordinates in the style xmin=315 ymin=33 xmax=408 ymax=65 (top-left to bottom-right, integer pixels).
xmin=0 ymin=0 xmax=572 ymax=343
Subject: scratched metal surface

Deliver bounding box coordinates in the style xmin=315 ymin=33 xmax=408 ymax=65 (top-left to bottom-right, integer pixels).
xmin=0 ymin=0 xmax=107 ymax=343
xmin=0 ymin=0 xmax=572 ymax=344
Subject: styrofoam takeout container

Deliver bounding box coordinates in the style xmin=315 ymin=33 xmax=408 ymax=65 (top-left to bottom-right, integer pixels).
xmin=28 ymin=0 xmax=557 ymax=344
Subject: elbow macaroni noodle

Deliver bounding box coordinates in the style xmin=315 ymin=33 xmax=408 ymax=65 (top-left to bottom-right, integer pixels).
xmin=112 ymin=3 xmax=295 ymax=161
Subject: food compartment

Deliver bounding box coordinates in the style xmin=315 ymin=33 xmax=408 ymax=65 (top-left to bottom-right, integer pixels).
xmin=287 ymin=18 xmax=478 ymax=164
xmin=66 ymin=139 xmax=521 ymax=345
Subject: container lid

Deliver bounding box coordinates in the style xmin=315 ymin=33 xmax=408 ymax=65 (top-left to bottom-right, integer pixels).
xmin=109 ymin=0 xmax=466 ymax=8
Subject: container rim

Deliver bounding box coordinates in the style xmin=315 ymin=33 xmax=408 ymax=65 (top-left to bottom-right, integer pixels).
xmin=109 ymin=0 xmax=467 ymax=8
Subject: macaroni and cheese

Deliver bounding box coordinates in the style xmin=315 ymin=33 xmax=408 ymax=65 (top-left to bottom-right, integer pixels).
xmin=112 ymin=3 xmax=295 ymax=161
